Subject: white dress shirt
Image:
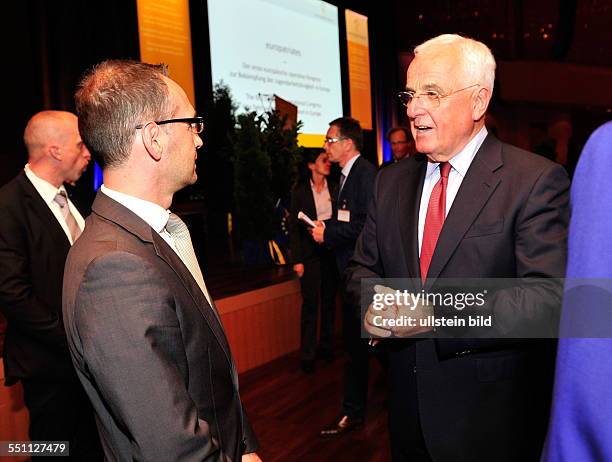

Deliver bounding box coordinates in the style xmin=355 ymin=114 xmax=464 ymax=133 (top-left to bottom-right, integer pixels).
xmin=418 ymin=126 xmax=488 ymax=253
xmin=100 ymin=185 xmax=176 ymax=252
xmin=310 ymin=179 xmax=332 ymax=221
xmin=24 ymin=164 xmax=85 ymax=245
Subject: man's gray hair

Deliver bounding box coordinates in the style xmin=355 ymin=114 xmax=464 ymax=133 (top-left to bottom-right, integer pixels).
xmin=75 ymin=60 xmax=172 ymax=169
xmin=414 ymin=34 xmax=496 ymax=92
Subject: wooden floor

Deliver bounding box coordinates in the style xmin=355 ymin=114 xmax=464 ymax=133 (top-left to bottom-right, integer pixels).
xmin=239 ymin=351 xmax=391 ymax=462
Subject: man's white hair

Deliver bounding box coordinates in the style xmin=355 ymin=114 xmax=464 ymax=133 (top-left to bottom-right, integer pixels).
xmin=414 ymin=34 xmax=496 ymax=92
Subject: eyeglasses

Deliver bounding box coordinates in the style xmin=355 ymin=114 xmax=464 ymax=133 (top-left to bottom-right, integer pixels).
xmin=397 ymin=84 xmax=480 ymax=109
xmin=135 ymin=116 xmax=204 ymax=134
xmin=324 ymin=136 xmax=348 ymax=144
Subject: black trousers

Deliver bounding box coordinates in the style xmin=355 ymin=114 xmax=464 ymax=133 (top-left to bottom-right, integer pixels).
xmin=340 ymin=287 xmax=370 ymax=419
xmin=387 ymin=344 xmax=433 ymax=462
xmin=299 ymin=251 xmax=338 ymax=361
xmin=21 ymin=375 xmax=103 ymax=461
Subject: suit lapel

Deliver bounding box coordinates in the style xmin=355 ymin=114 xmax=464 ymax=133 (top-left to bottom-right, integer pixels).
xmin=399 ymin=157 xmax=427 ymax=280
xmin=19 ymin=173 xmax=71 ymax=249
xmin=338 ymin=156 xmax=361 ymax=203
xmin=92 ymin=192 xmax=235 ymax=368
xmin=152 ymin=235 xmax=234 ymax=367
xmin=425 ymin=135 xmax=503 ymax=284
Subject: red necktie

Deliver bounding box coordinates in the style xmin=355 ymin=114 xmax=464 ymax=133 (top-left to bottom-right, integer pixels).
xmin=420 ymin=162 xmax=451 ymax=282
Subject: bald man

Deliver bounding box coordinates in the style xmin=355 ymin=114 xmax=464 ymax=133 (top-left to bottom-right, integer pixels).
xmin=0 ymin=111 xmax=101 ymax=458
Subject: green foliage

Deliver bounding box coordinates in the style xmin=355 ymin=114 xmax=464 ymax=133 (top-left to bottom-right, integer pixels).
xmin=204 ymin=83 xmax=302 ymax=242
xmin=261 ymin=110 xmax=302 ymax=206
xmin=201 ymin=83 xmax=236 ymax=237
xmin=232 ymin=112 xmax=275 ymax=240
xmin=232 ymin=110 xmax=302 ymax=241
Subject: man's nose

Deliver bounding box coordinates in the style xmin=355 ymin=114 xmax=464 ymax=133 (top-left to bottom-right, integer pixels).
xmin=195 ymin=133 xmax=204 ymax=149
xmin=406 ymin=97 xmax=425 ymax=119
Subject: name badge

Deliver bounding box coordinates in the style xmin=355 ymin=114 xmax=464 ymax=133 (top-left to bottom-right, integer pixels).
xmin=338 ymin=209 xmax=351 ymax=223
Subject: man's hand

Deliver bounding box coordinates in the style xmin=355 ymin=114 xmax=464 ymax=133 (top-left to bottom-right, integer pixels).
xmin=293 ymin=263 xmax=305 ymax=278
xmin=391 ymin=295 xmax=433 ymax=337
xmin=364 ymin=302 xmax=395 ymax=338
xmin=364 ymin=285 xmax=434 ymax=338
xmin=242 ymin=452 xmax=262 ymax=462
xmin=310 ymin=221 xmax=325 ymax=243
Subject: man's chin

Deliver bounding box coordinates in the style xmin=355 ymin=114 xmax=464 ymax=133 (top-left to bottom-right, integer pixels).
xmin=426 ymin=153 xmax=454 ymax=163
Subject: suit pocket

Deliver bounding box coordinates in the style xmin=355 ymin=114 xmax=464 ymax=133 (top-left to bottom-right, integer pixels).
xmin=464 ymin=218 xmax=504 ymax=238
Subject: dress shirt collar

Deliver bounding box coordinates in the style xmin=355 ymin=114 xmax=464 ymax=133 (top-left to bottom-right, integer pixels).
xmin=425 ymin=126 xmax=488 ymax=179
xmin=24 ymin=164 xmax=67 ymax=204
xmin=100 ymin=185 xmax=170 ymax=233
xmin=341 ymin=154 xmax=360 ymax=178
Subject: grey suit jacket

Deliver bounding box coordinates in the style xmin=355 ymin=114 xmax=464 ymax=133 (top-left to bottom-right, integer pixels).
xmin=62 ymin=191 xmax=257 ymax=462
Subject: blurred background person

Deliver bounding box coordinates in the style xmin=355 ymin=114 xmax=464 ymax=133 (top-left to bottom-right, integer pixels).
xmin=381 ymin=126 xmax=414 ymax=168
xmin=542 ymin=121 xmax=612 ymax=462
xmin=0 ymin=110 xmax=101 ymax=459
xmin=289 ymin=150 xmax=339 ymax=374
xmin=313 ymin=117 xmax=377 ymax=437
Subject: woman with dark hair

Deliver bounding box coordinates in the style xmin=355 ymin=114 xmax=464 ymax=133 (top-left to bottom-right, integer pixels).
xmin=289 ymin=150 xmax=339 ymax=373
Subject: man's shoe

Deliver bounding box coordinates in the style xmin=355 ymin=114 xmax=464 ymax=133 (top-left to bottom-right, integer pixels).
xmin=320 ymin=415 xmax=364 ymax=437
xmin=301 ymin=360 xmax=315 ymax=374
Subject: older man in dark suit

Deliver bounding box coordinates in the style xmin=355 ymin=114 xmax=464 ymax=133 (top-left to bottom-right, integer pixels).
xmin=353 ymin=35 xmax=569 ymax=461
xmin=0 ymin=110 xmax=100 ymax=458
xmin=62 ymin=60 xmax=260 ymax=461
xmin=311 ymin=117 xmax=377 ymax=437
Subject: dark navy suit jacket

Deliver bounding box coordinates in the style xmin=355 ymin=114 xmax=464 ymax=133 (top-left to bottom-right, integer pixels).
xmin=323 ymin=155 xmax=376 ymax=276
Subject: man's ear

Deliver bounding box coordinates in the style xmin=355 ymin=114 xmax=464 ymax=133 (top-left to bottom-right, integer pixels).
xmin=141 ymin=122 xmax=163 ymax=161
xmin=345 ymin=138 xmax=355 ymax=153
xmin=48 ymin=144 xmax=62 ymax=162
xmin=473 ymin=87 xmax=491 ymax=121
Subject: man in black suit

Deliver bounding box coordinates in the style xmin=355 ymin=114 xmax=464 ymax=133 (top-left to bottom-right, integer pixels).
xmin=352 ymin=34 xmax=570 ymax=462
xmin=311 ymin=117 xmax=377 ymax=436
xmin=0 ymin=110 xmax=101 ymax=458
xmin=63 ymin=60 xmax=259 ymax=461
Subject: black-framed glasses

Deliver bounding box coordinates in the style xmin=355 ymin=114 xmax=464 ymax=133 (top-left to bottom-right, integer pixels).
xmin=135 ymin=116 xmax=204 ymax=134
xmin=324 ymin=136 xmax=348 ymax=144
xmin=397 ymin=84 xmax=480 ymax=109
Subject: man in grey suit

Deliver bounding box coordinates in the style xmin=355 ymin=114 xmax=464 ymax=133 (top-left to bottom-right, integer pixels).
xmin=62 ymin=60 xmax=260 ymax=461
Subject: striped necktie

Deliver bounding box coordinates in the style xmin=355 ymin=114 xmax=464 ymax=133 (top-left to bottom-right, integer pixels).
xmin=165 ymin=213 xmax=213 ymax=307
xmin=53 ymin=191 xmax=81 ymax=243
